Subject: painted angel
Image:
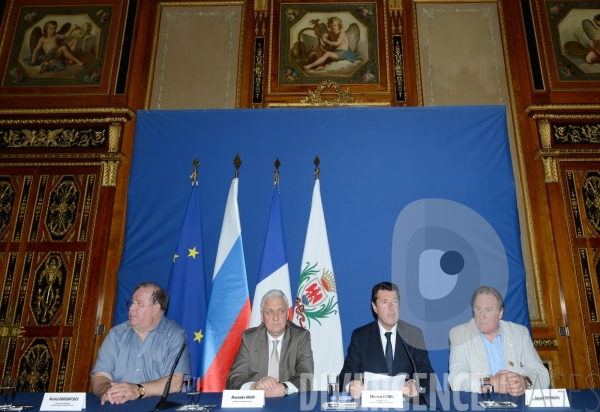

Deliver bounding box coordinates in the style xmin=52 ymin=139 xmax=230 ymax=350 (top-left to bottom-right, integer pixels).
xmin=564 ymin=14 xmax=600 ymax=65
xmin=303 ymin=17 xmax=361 ymax=71
xmin=24 ymin=20 xmax=84 ymax=74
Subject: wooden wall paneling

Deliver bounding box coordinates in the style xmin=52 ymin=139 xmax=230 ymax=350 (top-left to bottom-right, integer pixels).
xmin=0 ymin=108 xmax=133 ymax=392
xmin=89 ymin=118 xmax=138 ymax=380
xmin=529 ymin=106 xmax=600 ymax=389
xmin=500 ymin=0 xmax=567 ymax=371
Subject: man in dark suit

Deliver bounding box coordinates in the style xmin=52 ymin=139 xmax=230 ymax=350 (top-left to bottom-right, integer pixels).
xmin=339 ymin=282 xmax=435 ymax=399
xmin=227 ymin=289 xmax=314 ymax=397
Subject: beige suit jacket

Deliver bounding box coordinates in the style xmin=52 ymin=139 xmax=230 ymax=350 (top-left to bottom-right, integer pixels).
xmin=448 ymin=319 xmax=549 ymax=392
xmin=226 ymin=321 xmax=314 ymax=392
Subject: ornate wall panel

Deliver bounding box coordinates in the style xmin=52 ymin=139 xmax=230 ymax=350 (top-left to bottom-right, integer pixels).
xmin=0 ymin=108 xmax=133 ymax=392
xmin=531 ymin=105 xmax=600 ymax=388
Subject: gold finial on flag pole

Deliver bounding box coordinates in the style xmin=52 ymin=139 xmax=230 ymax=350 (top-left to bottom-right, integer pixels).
xmin=190 ymin=156 xmax=200 ymax=186
xmin=233 ymin=152 xmax=242 ymax=178
xmin=314 ymin=154 xmax=320 ymax=180
xmin=274 ymin=156 xmax=281 ymax=188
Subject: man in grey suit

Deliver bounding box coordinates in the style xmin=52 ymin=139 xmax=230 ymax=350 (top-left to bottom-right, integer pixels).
xmin=226 ymin=289 xmax=314 ymax=397
xmin=449 ymin=286 xmax=549 ymax=395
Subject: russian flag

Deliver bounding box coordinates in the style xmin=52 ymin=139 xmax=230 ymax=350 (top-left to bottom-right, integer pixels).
xmin=201 ymin=178 xmax=251 ymax=391
xmin=249 ymin=180 xmax=293 ymax=327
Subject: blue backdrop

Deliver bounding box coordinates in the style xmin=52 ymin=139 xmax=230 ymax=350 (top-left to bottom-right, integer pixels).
xmin=116 ymin=106 xmax=529 ymax=387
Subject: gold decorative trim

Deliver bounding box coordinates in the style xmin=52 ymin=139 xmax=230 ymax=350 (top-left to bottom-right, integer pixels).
xmin=539 ymin=119 xmax=552 ymax=149
xmin=555 ymin=124 xmax=600 ymax=144
xmin=0 ymin=162 xmax=115 ymax=168
xmin=536 ymin=149 xmax=600 ymax=155
xmin=108 ymin=123 xmax=122 ymax=153
xmin=526 ymin=104 xmax=600 ymax=115
xmin=0 ymin=325 xmax=24 ymax=337
xmin=534 ymin=338 xmax=558 ymax=347
xmin=533 ymin=115 xmax=600 ymax=121
xmin=392 ymin=35 xmax=405 ymax=102
xmin=302 ymin=80 xmax=356 ymax=105
xmin=0 ymin=107 xmax=135 ymax=117
xmin=541 ymin=359 xmax=554 ymax=388
xmin=102 ymin=161 xmax=119 ymax=187
xmin=268 ymin=80 xmax=390 ymax=107
xmin=540 ymin=156 xmax=559 ymax=183
xmin=0 ymin=153 xmax=123 ymax=160
xmin=0 ymin=128 xmax=106 ymax=148
xmin=0 ymin=118 xmax=131 ymax=126
xmin=267 ymin=0 xmax=392 ymax=95
xmin=268 ymin=101 xmax=390 ymax=108
xmin=255 ymin=0 xmax=268 ymax=12
xmin=252 ymin=37 xmax=265 ymax=105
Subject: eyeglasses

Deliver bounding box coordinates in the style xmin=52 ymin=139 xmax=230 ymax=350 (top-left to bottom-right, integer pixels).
xmin=127 ymin=299 xmax=155 ymax=309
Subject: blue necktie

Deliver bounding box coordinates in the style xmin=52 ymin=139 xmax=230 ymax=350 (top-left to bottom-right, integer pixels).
xmin=385 ymin=331 xmax=393 ymax=376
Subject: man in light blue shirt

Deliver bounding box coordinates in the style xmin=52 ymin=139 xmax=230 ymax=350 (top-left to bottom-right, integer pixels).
xmin=448 ymin=286 xmax=549 ymax=394
xmin=91 ymin=282 xmax=191 ymax=405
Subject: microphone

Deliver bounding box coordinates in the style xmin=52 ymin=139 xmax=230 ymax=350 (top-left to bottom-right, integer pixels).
xmin=399 ymin=337 xmax=428 ymax=406
xmin=152 ymin=341 xmax=187 ymax=411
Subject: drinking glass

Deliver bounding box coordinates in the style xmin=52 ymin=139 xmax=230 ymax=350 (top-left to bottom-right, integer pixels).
xmin=327 ymin=373 xmax=339 ymax=407
xmin=479 ymin=376 xmax=494 ymax=406
xmin=185 ymin=377 xmax=201 ymax=410
xmin=0 ymin=377 xmax=16 ymax=410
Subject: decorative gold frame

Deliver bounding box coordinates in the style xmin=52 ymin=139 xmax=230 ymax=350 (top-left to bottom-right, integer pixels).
xmin=0 ymin=0 xmax=126 ymax=97
xmin=267 ymin=0 xmax=391 ymax=95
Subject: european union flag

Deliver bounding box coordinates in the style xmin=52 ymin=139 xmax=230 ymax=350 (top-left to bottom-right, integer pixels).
xmin=167 ymin=181 xmax=207 ymax=377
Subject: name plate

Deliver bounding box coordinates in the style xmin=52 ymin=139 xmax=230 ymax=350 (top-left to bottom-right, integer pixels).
xmin=361 ymin=390 xmax=403 ymax=408
xmin=40 ymin=393 xmax=86 ymax=411
xmin=525 ymin=389 xmax=570 ymax=408
xmin=221 ymin=390 xmax=265 ymax=408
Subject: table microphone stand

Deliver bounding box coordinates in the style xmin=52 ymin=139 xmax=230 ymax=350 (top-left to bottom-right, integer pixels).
xmin=152 ymin=341 xmax=187 ymax=411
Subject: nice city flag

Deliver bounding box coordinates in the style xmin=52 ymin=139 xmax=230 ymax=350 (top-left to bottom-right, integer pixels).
xmin=250 ymin=181 xmax=293 ymax=327
xmin=167 ymin=180 xmax=207 ymax=377
xmin=201 ymin=177 xmax=251 ymax=391
xmin=294 ymin=178 xmax=344 ymax=390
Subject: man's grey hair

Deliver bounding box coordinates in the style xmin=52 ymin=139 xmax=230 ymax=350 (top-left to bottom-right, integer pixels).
xmin=260 ymin=289 xmax=289 ymax=313
xmin=471 ymin=286 xmax=504 ymax=312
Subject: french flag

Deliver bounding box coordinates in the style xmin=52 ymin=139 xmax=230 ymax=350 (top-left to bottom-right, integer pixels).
xmin=249 ymin=180 xmax=293 ymax=327
xmin=201 ymin=178 xmax=251 ymax=391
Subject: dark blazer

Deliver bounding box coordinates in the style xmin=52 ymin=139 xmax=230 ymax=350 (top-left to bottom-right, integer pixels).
xmin=339 ymin=320 xmax=435 ymax=392
xmin=226 ymin=321 xmax=314 ymax=392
